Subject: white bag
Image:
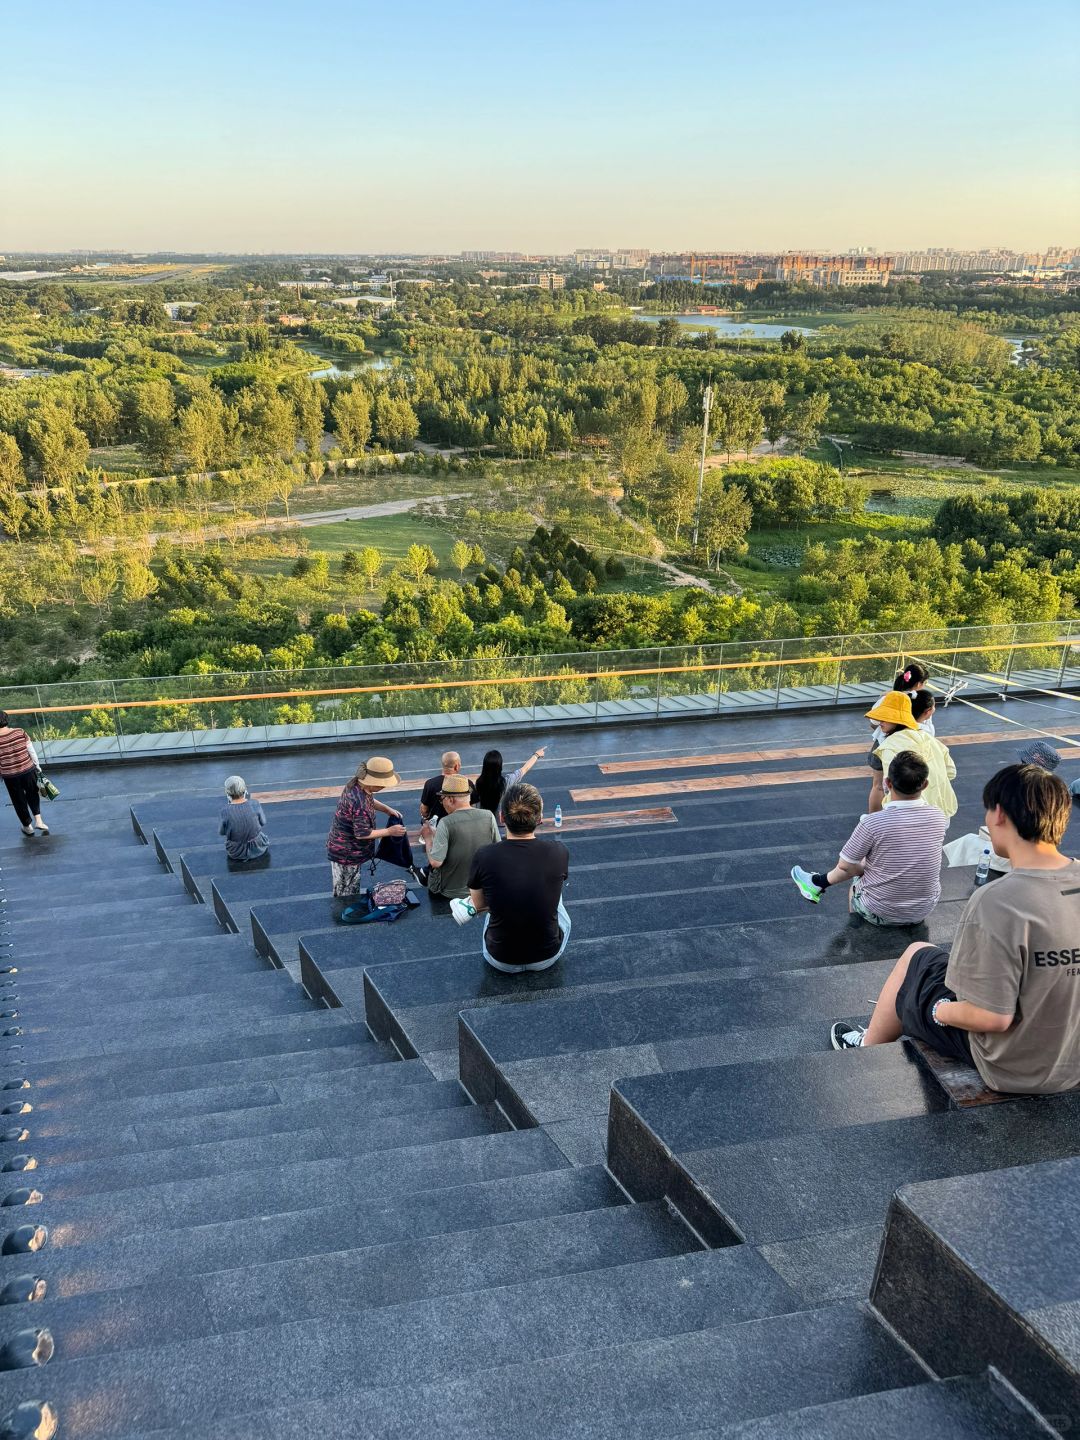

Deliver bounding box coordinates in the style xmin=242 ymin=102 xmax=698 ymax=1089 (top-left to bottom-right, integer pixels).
xmin=943 ymin=826 xmax=1010 ymax=872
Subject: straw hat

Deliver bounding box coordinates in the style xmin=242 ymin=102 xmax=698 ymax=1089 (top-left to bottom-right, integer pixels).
xmin=865 ymin=692 xmax=917 ymax=730
xmin=359 ymin=756 xmax=400 ymax=789
xmin=440 ymin=773 xmax=472 ymax=797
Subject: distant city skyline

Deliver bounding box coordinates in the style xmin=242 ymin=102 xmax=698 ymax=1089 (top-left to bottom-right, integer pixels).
xmin=3 ymin=0 xmax=1077 ymax=253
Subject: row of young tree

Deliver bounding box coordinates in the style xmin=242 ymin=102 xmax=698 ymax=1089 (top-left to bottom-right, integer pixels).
xmin=78 ymin=518 xmax=1069 ymax=688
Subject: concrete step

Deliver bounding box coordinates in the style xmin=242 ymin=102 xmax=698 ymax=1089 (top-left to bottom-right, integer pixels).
xmin=9 ymin=998 xmax=338 ymax=1065
xmin=3 ymin=1011 xmax=370 ymax=1088
xmin=686 ymin=1092 xmax=1080 ymax=1250
xmin=9 ymin=972 xmax=303 ymax=1033
xmin=6 ymin=904 xmax=226 ymax=943
xmin=608 ymin=1047 xmax=949 ymax=1245
xmin=5 ymin=1105 xmax=499 ymax=1207
xmin=702 ymin=1372 xmax=1060 ymax=1440
xmin=0 ymin=1196 xmax=700 ymax=1377
xmin=2 ymin=1161 xmax=622 ymax=1293
xmin=457 ymin=960 xmax=896 ymax=1126
xmin=357 ymin=927 xmax=908 ymax=1064
xmin=176 ymin=808 xmax=870 ymax=900
xmin=4 ymin=930 xmax=256 ymax=970
xmin=1 ymin=1074 xmax=464 ymax=1170
xmin=0 ymin=1128 xmax=573 ymax=1247
xmin=19 ymin=1053 xmax=440 ymax=1139
xmin=7 ymin=951 xmax=271 ymax=1000
xmin=259 ymin=858 xmax=974 ymax=969
xmin=5 ymin=888 xmax=199 ymax=925
xmin=0 ymin=1245 xmax=815 ymax=1437
xmin=874 ymin=1156 xmax=1080 ymax=1427
xmin=94 ymin=1300 xmax=924 ymax=1440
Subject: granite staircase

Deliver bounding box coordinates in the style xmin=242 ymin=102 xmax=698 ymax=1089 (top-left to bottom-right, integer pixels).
xmin=1 ymin=710 xmax=1076 ymax=1438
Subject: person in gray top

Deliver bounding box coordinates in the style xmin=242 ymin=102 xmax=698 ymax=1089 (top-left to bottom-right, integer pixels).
xmin=219 ymin=775 xmax=270 ymax=870
xmin=424 ymin=773 xmax=500 ymax=899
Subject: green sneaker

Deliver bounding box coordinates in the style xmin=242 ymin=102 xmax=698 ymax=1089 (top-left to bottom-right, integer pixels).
xmin=791 ymin=866 xmax=822 ymax=904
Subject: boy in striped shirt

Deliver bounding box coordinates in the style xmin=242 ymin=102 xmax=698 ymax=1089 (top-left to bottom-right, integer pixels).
xmin=791 ymin=751 xmax=947 ymax=925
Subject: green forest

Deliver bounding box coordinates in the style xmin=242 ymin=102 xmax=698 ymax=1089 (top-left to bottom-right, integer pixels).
xmin=0 ymin=262 xmax=1077 ymax=732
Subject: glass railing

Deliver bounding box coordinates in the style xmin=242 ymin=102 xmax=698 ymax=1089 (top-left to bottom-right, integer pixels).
xmin=2 ymin=619 xmax=1075 ymax=762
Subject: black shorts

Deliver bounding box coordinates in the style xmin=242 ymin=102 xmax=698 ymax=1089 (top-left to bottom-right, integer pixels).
xmin=895 ymin=944 xmax=973 ymax=1064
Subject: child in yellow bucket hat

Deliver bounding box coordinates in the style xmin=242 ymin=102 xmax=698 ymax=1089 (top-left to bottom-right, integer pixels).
xmin=865 ymin=692 xmax=958 ymax=821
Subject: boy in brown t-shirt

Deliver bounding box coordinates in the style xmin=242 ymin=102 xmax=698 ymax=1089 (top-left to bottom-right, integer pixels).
xmin=831 ymin=763 xmax=1080 ymax=1095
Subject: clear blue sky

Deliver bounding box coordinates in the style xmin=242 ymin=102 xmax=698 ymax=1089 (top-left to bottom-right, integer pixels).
xmin=3 ymin=0 xmax=1077 ymax=252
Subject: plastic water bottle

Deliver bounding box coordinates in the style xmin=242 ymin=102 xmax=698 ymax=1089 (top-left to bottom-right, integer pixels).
xmin=974 ymin=847 xmax=992 ymax=888
xmin=554 ymin=804 xmax=563 ymax=830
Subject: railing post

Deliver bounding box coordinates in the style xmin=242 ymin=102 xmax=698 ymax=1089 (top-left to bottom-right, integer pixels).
xmin=110 ymin=679 xmax=125 ymax=758
xmin=896 ymin=631 xmax=906 ymax=680
xmin=714 ymin=645 xmax=725 ymax=713
xmin=774 ymin=640 xmax=785 ymax=709
xmin=1058 ymin=620 xmax=1074 ymax=689
xmin=832 ymin=636 xmax=847 ymax=705
xmin=654 ymin=647 xmax=663 ymax=718
xmin=1001 ymin=624 xmax=1017 ymax=701
xmin=34 ymin=685 xmax=47 ymax=766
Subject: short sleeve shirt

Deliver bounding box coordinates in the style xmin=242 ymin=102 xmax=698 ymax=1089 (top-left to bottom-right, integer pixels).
xmin=427 ymin=806 xmax=500 ymax=899
xmin=945 ymin=861 xmax=1080 ymax=1094
xmin=839 ymin=801 xmax=947 ymax=923
xmin=469 ymin=839 xmax=570 ymax=965
xmin=421 ymin=774 xmax=474 ymax=821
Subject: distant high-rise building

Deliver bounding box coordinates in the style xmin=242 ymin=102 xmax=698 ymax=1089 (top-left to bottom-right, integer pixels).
xmin=573 ymin=248 xmax=650 ymax=270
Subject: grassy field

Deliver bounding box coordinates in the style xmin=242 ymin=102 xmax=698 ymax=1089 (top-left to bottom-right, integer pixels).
xmin=88 ymin=443 xmax=151 ymax=478
xmin=249 ymin=513 xmax=461 ymax=573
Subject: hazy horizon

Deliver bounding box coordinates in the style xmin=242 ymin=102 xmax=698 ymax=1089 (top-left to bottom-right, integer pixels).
xmin=4 ymin=0 xmax=1077 ymax=254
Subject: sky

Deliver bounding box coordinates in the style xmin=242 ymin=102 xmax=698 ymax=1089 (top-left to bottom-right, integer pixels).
xmin=2 ymin=0 xmax=1078 ymax=254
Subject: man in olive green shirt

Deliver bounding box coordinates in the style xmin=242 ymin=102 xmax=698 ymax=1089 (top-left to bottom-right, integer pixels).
xmin=832 ymin=763 xmax=1080 ymax=1095
xmin=425 ymin=773 xmax=500 ymax=900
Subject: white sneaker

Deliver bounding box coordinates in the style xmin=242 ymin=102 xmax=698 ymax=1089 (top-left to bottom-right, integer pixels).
xmin=20 ymin=825 xmax=34 ymax=837
xmin=449 ymin=898 xmax=476 ymax=926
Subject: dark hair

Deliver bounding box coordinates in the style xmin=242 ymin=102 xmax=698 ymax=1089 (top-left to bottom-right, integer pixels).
xmin=0 ymin=711 xmax=8 ymax=728
xmin=503 ymin=781 xmax=542 ymax=835
xmin=982 ymin=763 xmax=1071 ymax=845
xmin=893 ymin=662 xmax=929 ymax=691
xmin=910 ymin=690 xmax=936 ymax=722
xmin=887 ymin=750 xmax=929 ymax=797
xmin=473 ymin=749 xmax=506 ymax=815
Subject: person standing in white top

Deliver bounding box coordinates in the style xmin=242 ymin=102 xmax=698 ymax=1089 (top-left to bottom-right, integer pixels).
xmin=911 ymin=690 xmax=937 ymax=736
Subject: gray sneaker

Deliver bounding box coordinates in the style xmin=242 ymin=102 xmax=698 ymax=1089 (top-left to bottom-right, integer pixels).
xmin=791 ymin=866 xmax=822 ymax=904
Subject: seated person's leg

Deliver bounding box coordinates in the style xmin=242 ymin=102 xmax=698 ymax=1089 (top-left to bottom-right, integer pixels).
xmin=848 ymin=879 xmax=888 ymax=925
xmin=860 ymin=943 xmax=929 ymax=1045
xmin=890 ymin=943 xmax=973 ymax=1064
xmin=481 ymin=914 xmax=528 ymax=974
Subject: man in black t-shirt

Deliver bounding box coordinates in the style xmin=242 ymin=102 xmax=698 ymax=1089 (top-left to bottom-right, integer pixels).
xmin=419 ymin=750 xmax=474 ymax=825
xmin=465 ymin=782 xmax=570 ymax=973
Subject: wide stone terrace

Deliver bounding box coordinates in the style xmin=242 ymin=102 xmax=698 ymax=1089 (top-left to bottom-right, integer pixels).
xmin=1 ymin=697 xmax=1077 ymax=1437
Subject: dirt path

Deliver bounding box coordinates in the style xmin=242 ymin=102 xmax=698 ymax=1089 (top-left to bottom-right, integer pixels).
xmin=609 ymin=498 xmax=742 ymax=595
xmin=144 ymin=494 xmax=464 ymax=546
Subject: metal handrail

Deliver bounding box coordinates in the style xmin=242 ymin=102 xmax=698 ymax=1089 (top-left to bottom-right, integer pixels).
xmin=3 ymin=634 xmax=1072 ymax=718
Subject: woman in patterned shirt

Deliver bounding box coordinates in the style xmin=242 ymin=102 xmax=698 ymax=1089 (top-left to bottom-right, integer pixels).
xmin=0 ymin=711 xmax=48 ymax=838
xmin=326 ymin=756 xmax=407 ymax=896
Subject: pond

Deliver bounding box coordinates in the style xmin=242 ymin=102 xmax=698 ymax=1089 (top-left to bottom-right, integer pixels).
xmin=308 ymin=355 xmax=394 ymax=380
xmin=638 ymin=313 xmax=815 ymax=341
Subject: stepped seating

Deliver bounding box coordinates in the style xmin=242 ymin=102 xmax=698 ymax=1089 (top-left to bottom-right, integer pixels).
xmin=2 ymin=709 xmax=1078 ymax=1437
xmin=873 ymin=1156 xmax=1080 ymax=1426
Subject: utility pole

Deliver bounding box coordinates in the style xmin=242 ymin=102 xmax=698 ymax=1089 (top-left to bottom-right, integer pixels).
xmin=691 ymin=382 xmax=714 ymax=551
